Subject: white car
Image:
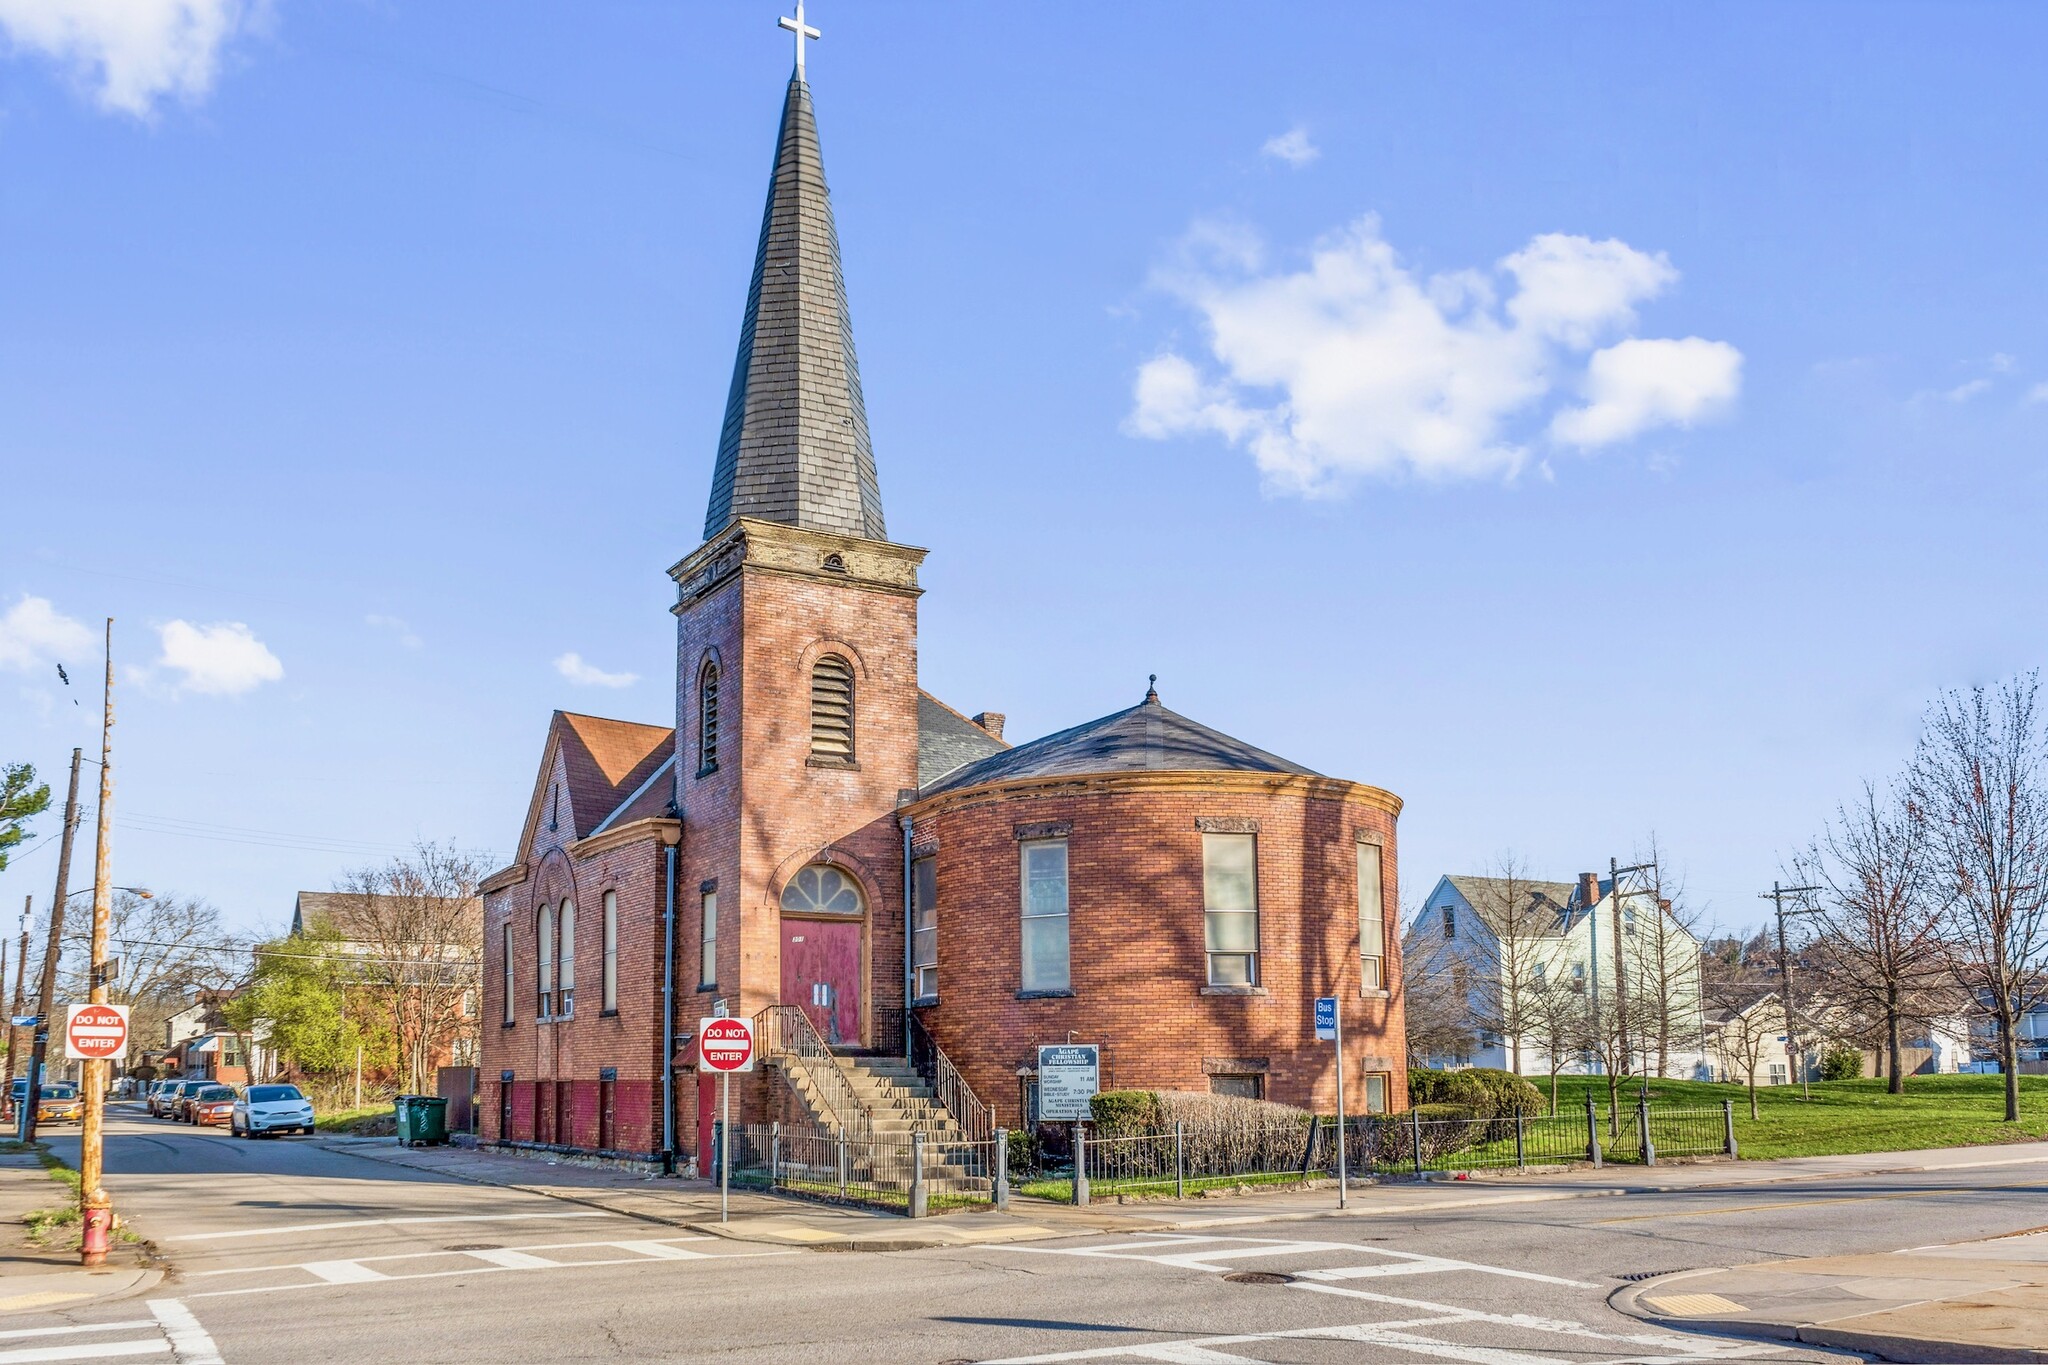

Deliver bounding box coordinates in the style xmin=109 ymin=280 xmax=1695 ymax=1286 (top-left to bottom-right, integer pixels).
xmin=230 ymin=1083 xmax=316 ymax=1138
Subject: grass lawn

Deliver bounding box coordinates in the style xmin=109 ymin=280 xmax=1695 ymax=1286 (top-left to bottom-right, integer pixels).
xmin=1531 ymin=1073 xmax=2048 ymax=1161
xmin=313 ymin=1104 xmax=396 ymax=1136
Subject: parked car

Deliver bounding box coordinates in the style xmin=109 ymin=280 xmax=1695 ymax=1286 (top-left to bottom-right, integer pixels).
xmin=166 ymin=1079 xmax=211 ymax=1122
xmin=231 ymin=1083 xmax=315 ymax=1138
xmin=35 ymin=1082 xmax=82 ymax=1124
xmin=146 ymin=1079 xmax=183 ymax=1117
xmin=188 ymin=1084 xmax=237 ymax=1127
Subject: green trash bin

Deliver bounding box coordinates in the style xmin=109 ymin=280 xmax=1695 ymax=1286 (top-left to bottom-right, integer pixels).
xmin=401 ymin=1095 xmax=449 ymax=1147
xmin=392 ymin=1095 xmax=414 ymax=1144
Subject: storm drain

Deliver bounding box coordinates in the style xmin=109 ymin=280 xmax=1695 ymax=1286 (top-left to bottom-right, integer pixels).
xmin=1616 ymin=1271 xmax=1662 ymax=1281
xmin=1222 ymin=1271 xmax=1294 ymax=1285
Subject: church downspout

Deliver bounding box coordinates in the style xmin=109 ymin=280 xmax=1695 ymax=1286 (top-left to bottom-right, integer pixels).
xmin=901 ymin=813 xmax=913 ymax=1062
xmin=660 ymin=836 xmax=678 ymax=1175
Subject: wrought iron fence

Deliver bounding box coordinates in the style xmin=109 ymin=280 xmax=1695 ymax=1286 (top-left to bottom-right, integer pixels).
xmin=722 ymin=1120 xmax=1001 ymax=1215
xmin=909 ymin=1015 xmax=992 ymax=1143
xmin=753 ymin=1005 xmax=871 ymax=1143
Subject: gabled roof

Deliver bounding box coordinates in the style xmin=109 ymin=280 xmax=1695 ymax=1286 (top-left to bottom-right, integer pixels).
xmin=920 ymin=688 xmax=1316 ymax=797
xmin=520 ymin=712 xmax=673 ymax=855
xmin=1441 ymin=875 xmax=1579 ymax=938
xmin=703 ymin=72 xmax=884 ymax=542
xmin=917 ymin=691 xmax=1007 ymax=788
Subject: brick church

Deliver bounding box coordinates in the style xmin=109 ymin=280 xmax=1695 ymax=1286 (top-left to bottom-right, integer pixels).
xmin=478 ymin=31 xmax=1409 ymax=1169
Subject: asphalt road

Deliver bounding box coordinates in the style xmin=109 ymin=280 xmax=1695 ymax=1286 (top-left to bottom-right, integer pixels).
xmin=16 ymin=1105 xmax=2048 ymax=1363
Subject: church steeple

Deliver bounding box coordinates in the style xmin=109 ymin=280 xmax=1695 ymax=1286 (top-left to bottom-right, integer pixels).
xmin=703 ymin=32 xmax=885 ymax=544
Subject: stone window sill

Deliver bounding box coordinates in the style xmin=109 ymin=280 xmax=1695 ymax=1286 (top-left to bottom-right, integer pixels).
xmin=1358 ymin=988 xmax=1391 ymax=1001
xmin=806 ymin=756 xmax=860 ymax=771
xmin=1015 ymin=988 xmax=1076 ymax=1001
xmin=912 ymin=996 xmax=939 ymax=1009
xmin=600 ymin=1008 xmax=620 ymax=1018
xmin=501 ymin=1021 xmax=517 ymax=1030
xmin=697 ymin=983 xmax=718 ymax=994
xmin=696 ymin=762 xmax=718 ymax=779
xmin=1200 ymin=985 xmax=1269 ymax=997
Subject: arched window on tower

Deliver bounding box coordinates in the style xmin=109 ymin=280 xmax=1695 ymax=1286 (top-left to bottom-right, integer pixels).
xmin=698 ymin=659 xmax=721 ymax=776
xmin=810 ymin=654 xmax=854 ymax=761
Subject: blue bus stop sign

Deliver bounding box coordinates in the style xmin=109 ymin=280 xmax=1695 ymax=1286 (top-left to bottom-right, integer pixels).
xmin=1314 ymin=996 xmax=1337 ymax=1041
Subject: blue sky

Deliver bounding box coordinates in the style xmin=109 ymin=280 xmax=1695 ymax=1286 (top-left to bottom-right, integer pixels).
xmin=3 ymin=2 xmax=2044 ymax=941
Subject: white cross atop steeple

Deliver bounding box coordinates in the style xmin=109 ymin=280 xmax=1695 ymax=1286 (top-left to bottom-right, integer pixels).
xmin=779 ymin=2 xmax=820 ymax=79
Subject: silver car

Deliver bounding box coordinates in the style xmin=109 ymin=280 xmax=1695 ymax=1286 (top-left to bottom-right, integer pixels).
xmin=230 ymin=1082 xmax=316 ymax=1137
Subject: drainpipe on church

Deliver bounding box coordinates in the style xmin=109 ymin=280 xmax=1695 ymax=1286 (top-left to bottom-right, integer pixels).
xmin=660 ymin=830 xmax=680 ymax=1175
xmin=901 ymin=813 xmax=913 ymax=1062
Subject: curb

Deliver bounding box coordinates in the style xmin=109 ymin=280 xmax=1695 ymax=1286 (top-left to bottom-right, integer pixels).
xmin=1610 ymin=1268 xmax=2048 ymax=1365
xmin=0 ymin=1267 xmax=164 ymax=1316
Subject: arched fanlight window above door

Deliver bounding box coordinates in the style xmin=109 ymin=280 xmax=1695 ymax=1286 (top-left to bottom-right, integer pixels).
xmin=779 ymin=864 xmax=863 ymax=916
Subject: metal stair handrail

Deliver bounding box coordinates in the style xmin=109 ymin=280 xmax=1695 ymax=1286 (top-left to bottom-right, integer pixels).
xmin=756 ymin=1005 xmax=872 ymax=1143
xmin=909 ymin=1014 xmax=992 ymax=1143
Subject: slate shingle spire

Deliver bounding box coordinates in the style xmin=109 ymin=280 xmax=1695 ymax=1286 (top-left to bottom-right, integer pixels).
xmin=703 ymin=64 xmax=885 ymax=543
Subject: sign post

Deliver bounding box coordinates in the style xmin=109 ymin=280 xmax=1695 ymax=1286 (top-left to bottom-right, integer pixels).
xmin=699 ymin=1016 xmax=756 ymax=1223
xmin=1315 ymin=996 xmax=1346 ymax=1208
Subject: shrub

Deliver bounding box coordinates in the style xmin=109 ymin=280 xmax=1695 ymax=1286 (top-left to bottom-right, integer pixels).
xmin=1819 ymin=1048 xmax=1864 ymax=1081
xmin=1089 ymin=1090 xmax=1164 ymax=1138
xmin=1007 ymin=1126 xmax=1040 ymax=1175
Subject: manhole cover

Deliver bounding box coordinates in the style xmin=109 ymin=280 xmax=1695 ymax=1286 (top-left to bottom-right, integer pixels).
xmin=1223 ymin=1271 xmax=1293 ymax=1285
xmin=444 ymin=1243 xmax=501 ymax=1252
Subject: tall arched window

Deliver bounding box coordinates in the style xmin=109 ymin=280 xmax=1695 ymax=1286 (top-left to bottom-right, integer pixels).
xmin=536 ymin=903 xmax=555 ymax=1018
xmin=601 ymin=889 xmax=618 ymax=1012
xmin=698 ymin=658 xmax=721 ymax=775
xmin=501 ymin=923 xmax=514 ymax=1026
xmin=810 ymin=654 xmax=854 ymax=760
xmin=558 ymin=898 xmax=576 ymax=1017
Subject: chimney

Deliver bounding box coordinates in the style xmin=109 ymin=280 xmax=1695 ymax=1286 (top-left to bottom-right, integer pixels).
xmin=1657 ymin=897 xmax=1672 ymax=914
xmin=972 ymin=712 xmax=1006 ymax=742
xmin=1577 ymin=872 xmax=1601 ymax=908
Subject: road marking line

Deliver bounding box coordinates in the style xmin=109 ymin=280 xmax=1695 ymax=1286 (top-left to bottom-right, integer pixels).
xmin=461 ymin=1249 xmax=556 ymax=1269
xmin=181 ymin=1249 xmax=800 ymax=1300
xmin=0 ymin=1342 xmax=167 ymax=1363
xmin=0 ymin=1325 xmax=153 ymax=1344
xmin=148 ymin=1301 xmax=224 ymax=1365
xmin=1008 ymin=1237 xmax=1592 ymax=1288
xmin=187 ymin=1235 xmax=715 ymax=1278
xmin=1294 ymin=1262 xmax=1463 ymax=1280
xmin=164 ymin=1210 xmax=612 ymax=1242
xmin=301 ymin=1261 xmax=388 ymax=1284
xmin=611 ymin=1241 xmax=711 ymax=1260
xmin=1595 ymin=1178 xmax=2048 ymax=1223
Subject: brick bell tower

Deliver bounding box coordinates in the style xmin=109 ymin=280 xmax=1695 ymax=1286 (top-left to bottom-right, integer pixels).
xmin=668 ymin=38 xmax=923 ymax=1069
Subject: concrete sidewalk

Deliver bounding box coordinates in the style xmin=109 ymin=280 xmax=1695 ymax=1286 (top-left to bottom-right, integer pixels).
xmin=319 ymin=1133 xmax=2048 ymax=1252
xmin=0 ymin=1149 xmax=160 ymax=1315
xmin=1616 ymin=1228 xmax=2048 ymax=1363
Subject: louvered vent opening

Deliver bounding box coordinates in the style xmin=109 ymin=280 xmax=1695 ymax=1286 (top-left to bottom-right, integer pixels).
xmin=699 ymin=662 xmax=720 ymax=771
xmin=810 ymin=655 xmax=854 ymax=759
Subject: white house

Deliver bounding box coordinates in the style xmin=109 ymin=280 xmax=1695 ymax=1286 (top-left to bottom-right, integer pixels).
xmin=1408 ymin=871 xmax=1708 ymax=1079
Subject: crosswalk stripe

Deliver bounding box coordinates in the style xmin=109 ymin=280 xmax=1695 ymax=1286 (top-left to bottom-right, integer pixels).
xmin=0 ymin=1340 xmax=167 ymax=1364
xmin=611 ymin=1241 xmax=711 ymax=1261
xmin=0 ymin=1325 xmax=152 ymax=1344
xmin=147 ymin=1301 xmax=224 ymax=1365
xmin=461 ymin=1249 xmax=556 ymax=1269
xmin=301 ymin=1261 xmax=387 ymax=1284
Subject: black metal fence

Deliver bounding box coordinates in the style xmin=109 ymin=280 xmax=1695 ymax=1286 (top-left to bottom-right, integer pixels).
xmin=720 ymin=1121 xmax=1004 ymax=1216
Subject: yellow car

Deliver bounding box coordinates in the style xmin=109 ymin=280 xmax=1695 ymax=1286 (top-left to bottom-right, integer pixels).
xmin=35 ymin=1083 xmax=83 ymax=1123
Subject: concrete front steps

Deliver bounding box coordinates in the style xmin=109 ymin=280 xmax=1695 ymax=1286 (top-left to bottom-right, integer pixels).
xmin=767 ymin=1048 xmax=991 ymax=1196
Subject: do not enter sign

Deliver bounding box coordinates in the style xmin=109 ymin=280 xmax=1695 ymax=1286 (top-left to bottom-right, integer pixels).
xmin=63 ymin=1003 xmax=130 ymax=1061
xmin=698 ymin=1017 xmax=755 ymax=1073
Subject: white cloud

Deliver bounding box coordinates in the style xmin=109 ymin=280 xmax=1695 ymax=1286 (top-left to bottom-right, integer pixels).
xmin=1990 ymin=352 xmax=2017 ymax=374
xmin=365 ymin=614 xmax=422 ymax=649
xmin=154 ymin=620 xmax=283 ymax=695
xmin=1260 ymin=126 xmax=1319 ymax=169
xmin=554 ymin=653 xmax=638 ymax=689
xmin=1126 ymin=216 xmax=1739 ymax=491
xmin=0 ymin=0 xmax=264 ymax=119
xmin=1942 ymin=377 xmax=1992 ymax=403
xmin=2026 ymin=382 xmax=2048 ymax=406
xmin=1551 ymin=337 xmax=1743 ymax=447
xmin=0 ymin=596 xmax=94 ymax=675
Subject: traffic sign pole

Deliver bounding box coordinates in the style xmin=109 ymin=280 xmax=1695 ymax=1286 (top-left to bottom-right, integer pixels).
xmin=1334 ymin=1003 xmax=1347 ymax=1209
xmin=79 ymin=620 xmax=116 ymax=1268
xmin=696 ymin=1016 xmax=754 ymax=1225
xmin=720 ymin=1071 xmax=730 ymax=1224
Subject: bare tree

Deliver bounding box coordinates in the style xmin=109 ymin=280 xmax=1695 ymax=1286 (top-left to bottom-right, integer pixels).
xmin=1701 ymin=931 xmax=1782 ymax=1119
xmin=327 ymin=842 xmax=485 ymax=1097
xmin=1460 ymin=852 xmax=1556 ymax=1076
xmin=62 ymin=892 xmax=249 ymax=1072
xmin=1794 ymin=780 xmax=1952 ymax=1093
xmin=1617 ymin=838 xmax=1706 ymax=1079
xmin=1913 ymin=675 xmax=2048 ymax=1122
xmin=1522 ymin=968 xmax=1593 ymax=1114
xmin=1400 ymin=903 xmax=1477 ymax=1068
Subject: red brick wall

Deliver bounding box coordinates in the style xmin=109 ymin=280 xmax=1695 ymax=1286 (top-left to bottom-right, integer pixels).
xmin=907 ymin=776 xmax=1408 ymax=1122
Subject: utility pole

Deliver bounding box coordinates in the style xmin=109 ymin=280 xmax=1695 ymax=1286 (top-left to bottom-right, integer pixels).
xmin=4 ymin=898 xmax=27 ymax=1097
xmin=1610 ymin=859 xmax=1656 ymax=1091
xmin=21 ymin=748 xmax=83 ymax=1145
xmin=1762 ymin=881 xmax=1822 ymax=1102
xmin=79 ymin=619 xmax=116 ymax=1267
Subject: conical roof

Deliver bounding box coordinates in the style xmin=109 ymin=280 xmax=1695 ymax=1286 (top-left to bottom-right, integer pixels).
xmin=920 ymin=689 xmax=1319 ymax=796
xmin=704 ymin=72 xmax=885 ymax=543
